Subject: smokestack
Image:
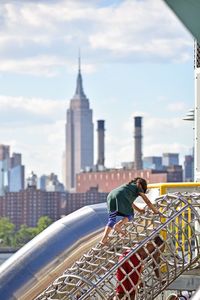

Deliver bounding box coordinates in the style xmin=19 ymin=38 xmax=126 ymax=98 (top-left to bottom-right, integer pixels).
xmin=134 ymin=116 xmax=143 ymax=170
xmin=97 ymin=120 xmax=105 ymax=167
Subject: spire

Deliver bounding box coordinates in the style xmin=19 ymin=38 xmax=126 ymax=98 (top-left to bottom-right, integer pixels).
xmin=74 ymin=50 xmax=86 ymax=98
xmin=78 ymin=48 xmax=81 ymax=73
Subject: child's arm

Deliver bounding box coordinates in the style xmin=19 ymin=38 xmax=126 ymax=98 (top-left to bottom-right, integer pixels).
xmin=132 ymin=202 xmax=145 ymax=214
xmin=139 ymin=192 xmax=159 ymax=214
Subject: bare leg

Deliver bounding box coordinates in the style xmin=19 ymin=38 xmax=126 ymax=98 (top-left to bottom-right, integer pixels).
xmin=114 ymin=217 xmax=129 ymax=236
xmin=130 ymin=293 xmax=136 ymax=300
xmin=113 ymin=293 xmax=135 ymax=300
xmin=100 ymin=226 xmax=112 ymax=245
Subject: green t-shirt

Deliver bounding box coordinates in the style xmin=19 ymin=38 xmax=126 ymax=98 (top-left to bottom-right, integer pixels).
xmin=107 ymin=182 xmax=142 ymax=215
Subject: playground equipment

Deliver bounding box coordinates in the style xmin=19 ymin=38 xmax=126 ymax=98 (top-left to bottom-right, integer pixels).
xmin=35 ymin=192 xmax=200 ymax=300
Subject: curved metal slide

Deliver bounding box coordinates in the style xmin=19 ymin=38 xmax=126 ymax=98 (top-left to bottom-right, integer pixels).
xmin=0 ymin=204 xmax=107 ymax=300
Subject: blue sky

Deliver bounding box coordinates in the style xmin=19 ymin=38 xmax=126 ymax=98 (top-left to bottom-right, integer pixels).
xmin=0 ymin=0 xmax=195 ymax=181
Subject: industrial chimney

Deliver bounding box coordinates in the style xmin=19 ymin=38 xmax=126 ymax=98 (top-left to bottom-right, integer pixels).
xmin=97 ymin=120 xmax=105 ymax=167
xmin=134 ymin=116 xmax=143 ymax=170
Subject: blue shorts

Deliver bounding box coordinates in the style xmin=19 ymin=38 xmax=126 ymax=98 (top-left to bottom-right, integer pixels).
xmin=107 ymin=211 xmax=133 ymax=228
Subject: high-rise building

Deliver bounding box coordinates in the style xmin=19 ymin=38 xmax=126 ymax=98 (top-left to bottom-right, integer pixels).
xmin=9 ymin=153 xmax=25 ymax=192
xmin=0 ymin=146 xmax=24 ymax=194
xmin=65 ymin=57 xmax=94 ymax=191
xmin=162 ymin=153 xmax=179 ymax=167
xmin=39 ymin=173 xmax=64 ymax=192
xmin=0 ymin=145 xmax=10 ymax=195
xmin=143 ymin=156 xmax=163 ymax=171
xmin=184 ymin=155 xmax=194 ymax=182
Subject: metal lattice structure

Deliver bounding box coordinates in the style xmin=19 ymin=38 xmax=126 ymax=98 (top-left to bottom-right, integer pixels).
xmin=35 ymin=193 xmax=200 ymax=300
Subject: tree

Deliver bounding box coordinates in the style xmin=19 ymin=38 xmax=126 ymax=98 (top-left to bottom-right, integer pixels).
xmin=14 ymin=225 xmax=38 ymax=248
xmin=0 ymin=217 xmax=15 ymax=247
xmin=0 ymin=216 xmax=53 ymax=248
xmin=36 ymin=216 xmax=53 ymax=234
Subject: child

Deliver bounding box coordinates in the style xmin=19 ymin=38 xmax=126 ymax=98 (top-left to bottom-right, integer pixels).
xmin=100 ymin=177 xmax=159 ymax=245
xmin=114 ymin=235 xmax=165 ymax=300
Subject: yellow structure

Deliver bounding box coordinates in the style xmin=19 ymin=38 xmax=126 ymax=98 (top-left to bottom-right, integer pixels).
xmin=148 ymin=182 xmax=200 ymax=261
xmin=149 ymin=182 xmax=200 ymax=195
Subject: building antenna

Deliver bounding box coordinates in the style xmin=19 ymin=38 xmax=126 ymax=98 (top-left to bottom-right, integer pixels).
xmin=78 ymin=48 xmax=81 ymax=73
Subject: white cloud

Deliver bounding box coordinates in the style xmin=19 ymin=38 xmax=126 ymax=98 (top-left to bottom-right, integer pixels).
xmin=0 ymin=56 xmax=66 ymax=77
xmin=89 ymin=0 xmax=192 ymax=62
xmin=0 ymin=0 xmax=193 ymax=77
xmin=167 ymin=101 xmax=187 ymax=112
xmin=144 ymin=142 xmax=189 ymax=157
xmin=0 ymin=55 xmax=97 ymax=77
xmin=0 ymin=95 xmax=66 ymax=117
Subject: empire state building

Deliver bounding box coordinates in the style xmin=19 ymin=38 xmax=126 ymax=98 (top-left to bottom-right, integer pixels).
xmin=65 ymin=58 xmax=94 ymax=191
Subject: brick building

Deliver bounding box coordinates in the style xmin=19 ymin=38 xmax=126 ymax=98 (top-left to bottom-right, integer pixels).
xmin=65 ymin=187 xmax=107 ymax=215
xmin=165 ymin=165 xmax=183 ymax=182
xmin=76 ymin=169 xmax=168 ymax=193
xmin=0 ymin=186 xmax=63 ymax=229
xmin=0 ymin=186 xmax=107 ymax=229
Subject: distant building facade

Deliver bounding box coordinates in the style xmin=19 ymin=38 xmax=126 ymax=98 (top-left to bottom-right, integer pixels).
xmin=162 ymin=153 xmax=179 ymax=167
xmin=0 ymin=145 xmax=24 ymax=195
xmin=76 ymin=169 xmax=168 ymax=193
xmin=143 ymin=156 xmax=163 ymax=171
xmin=9 ymin=153 xmax=24 ymax=192
xmin=184 ymin=155 xmax=194 ymax=182
xmin=0 ymin=186 xmax=107 ymax=229
xmin=0 ymin=145 xmax=10 ymax=195
xmin=166 ymin=165 xmax=183 ymax=182
xmin=65 ymin=58 xmax=94 ymax=191
xmin=39 ymin=173 xmax=64 ymax=192
xmin=65 ymin=187 xmax=107 ymax=215
xmin=0 ymin=186 xmax=63 ymax=229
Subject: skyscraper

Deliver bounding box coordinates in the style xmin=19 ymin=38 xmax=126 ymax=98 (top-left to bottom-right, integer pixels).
xmin=65 ymin=57 xmax=94 ymax=191
xmin=9 ymin=153 xmax=25 ymax=192
xmin=0 ymin=144 xmax=10 ymax=195
xmin=162 ymin=153 xmax=179 ymax=167
xmin=184 ymin=154 xmax=194 ymax=182
xmin=0 ymin=146 xmax=25 ymax=194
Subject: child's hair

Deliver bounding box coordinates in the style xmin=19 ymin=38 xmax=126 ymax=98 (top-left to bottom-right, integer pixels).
xmin=166 ymin=295 xmax=178 ymax=300
xmin=154 ymin=235 xmax=164 ymax=247
xmin=129 ymin=177 xmax=147 ymax=193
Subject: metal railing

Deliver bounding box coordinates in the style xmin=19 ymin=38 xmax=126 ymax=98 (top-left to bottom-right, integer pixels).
xmin=35 ymin=193 xmax=200 ymax=300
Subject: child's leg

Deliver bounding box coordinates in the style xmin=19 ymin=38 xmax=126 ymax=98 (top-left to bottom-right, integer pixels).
xmin=114 ymin=215 xmax=132 ymax=236
xmin=100 ymin=226 xmax=112 ymax=244
xmin=100 ymin=211 xmax=117 ymax=244
xmin=113 ymin=217 xmax=129 ymax=236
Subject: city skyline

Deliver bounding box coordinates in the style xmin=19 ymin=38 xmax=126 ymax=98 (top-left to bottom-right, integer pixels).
xmin=0 ymin=0 xmax=195 ymax=181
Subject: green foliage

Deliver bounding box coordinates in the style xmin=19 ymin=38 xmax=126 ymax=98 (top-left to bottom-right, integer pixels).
xmin=0 ymin=217 xmax=15 ymax=247
xmin=14 ymin=225 xmax=38 ymax=248
xmin=0 ymin=216 xmax=53 ymax=248
xmin=36 ymin=216 xmax=52 ymax=234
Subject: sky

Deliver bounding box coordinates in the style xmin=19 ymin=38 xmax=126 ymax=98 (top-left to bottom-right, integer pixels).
xmin=0 ymin=0 xmax=195 ymax=182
